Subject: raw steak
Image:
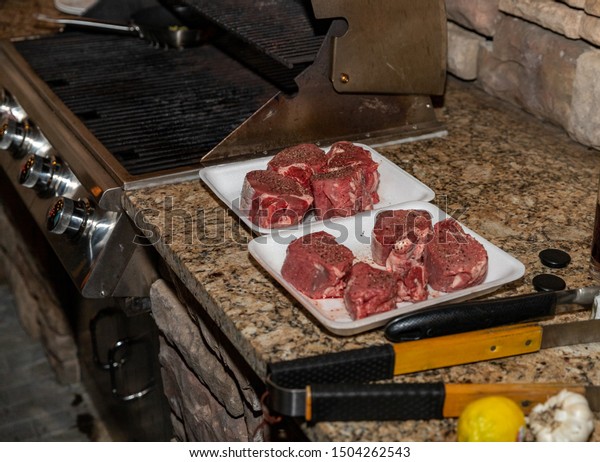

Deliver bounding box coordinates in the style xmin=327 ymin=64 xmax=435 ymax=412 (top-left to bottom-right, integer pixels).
xmin=344 ymin=262 xmax=398 ymax=320
xmin=281 ymin=231 xmax=355 ymax=299
xmin=426 ymin=218 xmax=488 ymax=292
xmin=240 ymin=169 xmax=313 ymax=229
xmin=371 ymin=209 xmax=433 ymax=265
xmin=326 ymin=141 xmax=380 ymax=204
xmin=311 ymin=166 xmax=371 ymax=220
xmin=267 ymin=143 xmax=328 ymax=189
xmin=371 ymin=209 xmax=432 ymax=302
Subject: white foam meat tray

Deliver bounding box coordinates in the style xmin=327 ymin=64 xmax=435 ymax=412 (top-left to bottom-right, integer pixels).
xmin=248 ymin=201 xmax=525 ymax=336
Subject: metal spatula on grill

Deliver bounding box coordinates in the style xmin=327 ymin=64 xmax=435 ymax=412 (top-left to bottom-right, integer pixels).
xmin=36 ymin=6 xmax=207 ymax=49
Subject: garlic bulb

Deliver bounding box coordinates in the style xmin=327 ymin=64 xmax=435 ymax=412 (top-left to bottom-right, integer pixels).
xmin=528 ymin=389 xmax=595 ymax=442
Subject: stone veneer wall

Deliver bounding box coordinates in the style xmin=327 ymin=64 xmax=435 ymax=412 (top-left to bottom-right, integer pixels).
xmin=0 ymin=201 xmax=79 ymax=384
xmin=446 ymin=0 xmax=600 ymax=149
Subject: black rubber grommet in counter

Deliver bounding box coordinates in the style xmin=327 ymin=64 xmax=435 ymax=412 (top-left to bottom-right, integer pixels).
xmin=532 ymin=273 xmax=566 ymax=292
xmin=539 ymin=249 xmax=571 ymax=268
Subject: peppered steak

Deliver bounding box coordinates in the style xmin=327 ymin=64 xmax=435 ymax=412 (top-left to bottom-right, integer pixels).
xmin=426 ymin=218 xmax=488 ymax=292
xmin=267 ymin=143 xmax=328 ymax=189
xmin=310 ymin=166 xmax=371 ymax=220
xmin=344 ymin=262 xmax=398 ymax=320
xmin=326 ymin=141 xmax=380 ymax=204
xmin=281 ymin=231 xmax=355 ymax=299
xmin=240 ymin=169 xmax=313 ymax=229
xmin=371 ymin=209 xmax=433 ymax=302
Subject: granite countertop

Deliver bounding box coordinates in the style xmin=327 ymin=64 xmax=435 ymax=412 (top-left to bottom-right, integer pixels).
xmin=124 ymin=79 xmax=600 ymax=442
xmin=0 ymin=0 xmax=64 ymax=40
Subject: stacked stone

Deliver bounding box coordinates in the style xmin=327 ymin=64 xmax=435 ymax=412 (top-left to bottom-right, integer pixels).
xmin=446 ymin=0 xmax=600 ymax=149
xmin=0 ymin=202 xmax=80 ymax=384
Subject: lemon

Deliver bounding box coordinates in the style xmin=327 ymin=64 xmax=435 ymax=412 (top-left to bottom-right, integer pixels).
xmin=457 ymin=396 xmax=526 ymax=442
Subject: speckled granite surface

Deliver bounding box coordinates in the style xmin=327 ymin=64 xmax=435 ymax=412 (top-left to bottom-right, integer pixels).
xmin=124 ymin=79 xmax=600 ymax=441
xmin=0 ymin=0 xmax=65 ymax=40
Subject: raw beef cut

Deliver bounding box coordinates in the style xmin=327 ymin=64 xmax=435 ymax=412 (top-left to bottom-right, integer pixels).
xmin=311 ymin=166 xmax=371 ymax=220
xmin=325 ymin=141 xmax=380 ymax=204
xmin=240 ymin=169 xmax=313 ymax=229
xmin=371 ymin=209 xmax=432 ymax=302
xmin=426 ymin=218 xmax=488 ymax=292
xmin=267 ymin=143 xmax=328 ymax=189
xmin=344 ymin=262 xmax=398 ymax=320
xmin=371 ymin=209 xmax=433 ymax=265
xmin=281 ymin=231 xmax=355 ymax=299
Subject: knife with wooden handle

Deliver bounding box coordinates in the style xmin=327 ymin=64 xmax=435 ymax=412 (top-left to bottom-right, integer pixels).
xmin=267 ymin=319 xmax=600 ymax=421
xmin=384 ymin=286 xmax=600 ymax=342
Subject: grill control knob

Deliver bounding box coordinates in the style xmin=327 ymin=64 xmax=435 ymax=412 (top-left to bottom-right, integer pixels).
xmin=19 ymin=154 xmax=62 ymax=192
xmin=47 ymin=197 xmax=90 ymax=237
xmin=0 ymin=113 xmax=26 ymax=153
xmin=0 ymin=89 xmax=27 ymax=122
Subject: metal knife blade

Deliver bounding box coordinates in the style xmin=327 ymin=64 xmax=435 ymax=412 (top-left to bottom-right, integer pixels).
xmin=385 ymin=286 xmax=600 ymax=342
xmin=540 ymin=318 xmax=600 ymax=349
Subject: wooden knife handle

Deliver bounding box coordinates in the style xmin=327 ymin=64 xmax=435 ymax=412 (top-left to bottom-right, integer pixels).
xmin=443 ymin=383 xmax=587 ymax=417
xmin=392 ymin=324 xmax=543 ymax=375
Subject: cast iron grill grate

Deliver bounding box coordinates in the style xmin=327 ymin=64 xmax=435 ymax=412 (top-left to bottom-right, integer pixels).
xmin=14 ymin=33 xmax=278 ymax=176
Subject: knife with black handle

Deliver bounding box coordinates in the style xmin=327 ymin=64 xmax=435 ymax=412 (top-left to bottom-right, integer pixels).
xmin=385 ymin=286 xmax=600 ymax=343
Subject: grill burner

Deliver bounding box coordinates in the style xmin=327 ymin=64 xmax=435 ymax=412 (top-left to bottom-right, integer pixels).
xmin=14 ymin=33 xmax=278 ymax=176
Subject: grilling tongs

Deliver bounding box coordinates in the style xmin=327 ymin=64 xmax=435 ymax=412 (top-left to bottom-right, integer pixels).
xmin=266 ymin=319 xmax=600 ymax=422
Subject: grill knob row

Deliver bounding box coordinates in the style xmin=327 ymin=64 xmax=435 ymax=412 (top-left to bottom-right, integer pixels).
xmin=19 ymin=154 xmax=62 ymax=192
xmin=0 ymin=112 xmax=26 ymax=153
xmin=1 ymin=113 xmax=51 ymax=158
xmin=47 ymin=197 xmax=91 ymax=237
xmin=0 ymin=88 xmax=27 ymax=122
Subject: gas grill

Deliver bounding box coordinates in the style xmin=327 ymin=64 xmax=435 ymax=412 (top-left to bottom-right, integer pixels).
xmin=0 ymin=0 xmax=447 ymax=299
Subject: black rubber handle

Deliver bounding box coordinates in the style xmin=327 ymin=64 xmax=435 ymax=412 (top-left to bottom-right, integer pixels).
xmin=385 ymin=291 xmax=558 ymax=342
xmin=268 ymin=344 xmax=395 ymax=389
xmin=309 ymin=382 xmax=445 ymax=421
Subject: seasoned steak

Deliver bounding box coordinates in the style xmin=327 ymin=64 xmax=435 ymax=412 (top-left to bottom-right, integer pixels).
xmin=326 ymin=141 xmax=380 ymax=204
xmin=371 ymin=209 xmax=432 ymax=302
xmin=240 ymin=169 xmax=313 ymax=229
xmin=426 ymin=218 xmax=488 ymax=292
xmin=281 ymin=231 xmax=355 ymax=299
xmin=267 ymin=143 xmax=328 ymax=189
xmin=311 ymin=166 xmax=371 ymax=220
xmin=371 ymin=209 xmax=433 ymax=265
xmin=344 ymin=262 xmax=398 ymax=320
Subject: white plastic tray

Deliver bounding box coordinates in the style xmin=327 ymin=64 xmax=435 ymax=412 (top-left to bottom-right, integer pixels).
xmin=248 ymin=201 xmax=525 ymax=336
xmin=199 ymin=143 xmax=435 ymax=235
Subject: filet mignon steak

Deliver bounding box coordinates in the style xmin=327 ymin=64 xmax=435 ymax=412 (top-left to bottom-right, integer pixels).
xmin=371 ymin=209 xmax=432 ymax=302
xmin=267 ymin=143 xmax=328 ymax=189
xmin=326 ymin=141 xmax=380 ymax=204
xmin=281 ymin=231 xmax=355 ymax=299
xmin=240 ymin=169 xmax=313 ymax=229
xmin=344 ymin=262 xmax=398 ymax=320
xmin=426 ymin=218 xmax=488 ymax=292
xmin=311 ymin=166 xmax=370 ymax=220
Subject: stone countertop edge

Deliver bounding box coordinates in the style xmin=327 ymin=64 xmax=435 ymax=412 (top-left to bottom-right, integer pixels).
xmin=123 ymin=79 xmax=600 ymax=442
